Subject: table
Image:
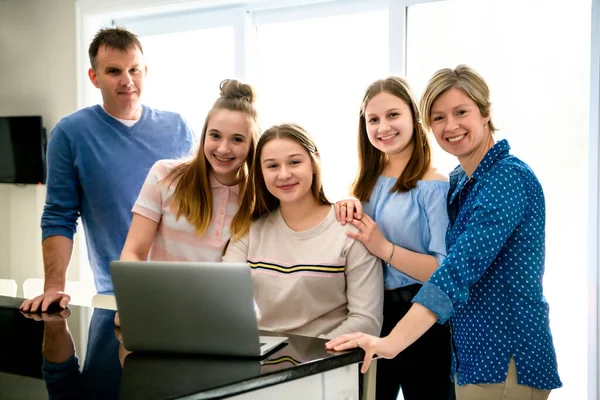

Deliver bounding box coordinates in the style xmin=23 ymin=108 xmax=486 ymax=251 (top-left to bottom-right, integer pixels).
xmin=0 ymin=295 xmax=363 ymax=399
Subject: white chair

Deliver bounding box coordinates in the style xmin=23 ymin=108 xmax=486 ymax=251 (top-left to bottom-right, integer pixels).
xmin=22 ymin=278 xmax=96 ymax=307
xmin=0 ymin=279 xmax=17 ymax=297
xmin=91 ymin=294 xmax=117 ymax=310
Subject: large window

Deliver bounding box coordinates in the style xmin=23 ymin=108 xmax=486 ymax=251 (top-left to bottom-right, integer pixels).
xmin=142 ymin=27 xmax=235 ymax=134
xmin=253 ymin=8 xmax=389 ymax=199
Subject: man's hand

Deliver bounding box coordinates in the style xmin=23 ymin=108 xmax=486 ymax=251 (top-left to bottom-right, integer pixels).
xmin=20 ymin=307 xmax=71 ymax=322
xmin=20 ymin=286 xmax=71 ymax=312
xmin=24 ymin=235 xmax=75 ymax=312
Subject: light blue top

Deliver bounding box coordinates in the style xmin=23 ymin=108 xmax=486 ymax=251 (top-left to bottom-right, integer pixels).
xmin=363 ymin=177 xmax=449 ymax=289
xmin=41 ymin=105 xmax=194 ymax=294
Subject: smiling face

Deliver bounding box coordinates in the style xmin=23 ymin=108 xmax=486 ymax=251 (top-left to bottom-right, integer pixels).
xmin=429 ymin=87 xmax=493 ymax=169
xmin=364 ymin=91 xmax=415 ymax=157
xmin=203 ymin=109 xmax=252 ymax=185
xmin=260 ymin=138 xmax=316 ymax=206
xmin=88 ymin=45 xmax=146 ymax=120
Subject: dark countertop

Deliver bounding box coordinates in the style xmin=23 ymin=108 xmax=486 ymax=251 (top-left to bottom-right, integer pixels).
xmin=0 ymin=295 xmax=363 ymax=399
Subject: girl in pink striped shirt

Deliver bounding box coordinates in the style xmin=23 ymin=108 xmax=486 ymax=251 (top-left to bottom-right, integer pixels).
xmin=119 ymin=79 xmax=259 ymax=263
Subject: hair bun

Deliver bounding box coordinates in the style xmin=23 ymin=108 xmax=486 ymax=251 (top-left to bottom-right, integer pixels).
xmin=219 ymin=79 xmax=256 ymax=104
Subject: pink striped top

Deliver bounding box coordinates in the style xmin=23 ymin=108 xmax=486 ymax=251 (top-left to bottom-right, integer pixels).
xmin=133 ymin=159 xmax=240 ymax=262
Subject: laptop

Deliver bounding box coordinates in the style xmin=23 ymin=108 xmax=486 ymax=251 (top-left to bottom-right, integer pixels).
xmin=110 ymin=261 xmax=287 ymax=357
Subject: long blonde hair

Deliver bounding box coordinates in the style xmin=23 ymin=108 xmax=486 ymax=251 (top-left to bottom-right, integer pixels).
xmin=165 ymin=79 xmax=259 ymax=234
xmin=351 ymin=77 xmax=432 ymax=201
xmin=230 ymin=123 xmax=331 ymax=239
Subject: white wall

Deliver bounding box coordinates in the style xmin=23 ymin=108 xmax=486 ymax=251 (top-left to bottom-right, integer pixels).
xmin=0 ymin=0 xmax=82 ymax=296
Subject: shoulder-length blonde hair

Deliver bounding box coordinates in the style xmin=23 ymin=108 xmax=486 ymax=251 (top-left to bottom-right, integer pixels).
xmin=230 ymin=123 xmax=331 ymax=239
xmin=351 ymin=77 xmax=432 ymax=201
xmin=420 ymin=65 xmax=496 ymax=134
xmin=164 ymin=79 xmax=259 ymax=235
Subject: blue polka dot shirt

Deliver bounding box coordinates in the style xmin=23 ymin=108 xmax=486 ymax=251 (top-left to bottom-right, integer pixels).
xmin=413 ymin=140 xmax=562 ymax=390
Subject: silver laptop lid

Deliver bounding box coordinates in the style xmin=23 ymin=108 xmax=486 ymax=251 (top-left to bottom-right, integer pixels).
xmin=110 ymin=261 xmax=262 ymax=357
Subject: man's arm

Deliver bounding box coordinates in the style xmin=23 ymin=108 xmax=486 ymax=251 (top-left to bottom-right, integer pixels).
xmin=21 ymin=125 xmax=80 ymax=312
xmin=42 ymin=313 xmax=76 ymax=363
xmin=41 ymin=313 xmax=83 ymax=400
xmin=43 ymin=236 xmax=73 ymax=292
xmin=20 ymin=236 xmax=74 ymax=312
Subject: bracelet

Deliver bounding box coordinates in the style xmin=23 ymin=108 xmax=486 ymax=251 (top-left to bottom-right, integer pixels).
xmin=386 ymin=243 xmax=395 ymax=265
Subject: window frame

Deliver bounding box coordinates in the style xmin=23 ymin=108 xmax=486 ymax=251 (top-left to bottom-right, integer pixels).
xmin=590 ymin=0 xmax=600 ymax=398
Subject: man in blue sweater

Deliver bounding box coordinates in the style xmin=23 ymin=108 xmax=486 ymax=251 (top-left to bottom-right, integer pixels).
xmin=20 ymin=27 xmax=194 ymax=312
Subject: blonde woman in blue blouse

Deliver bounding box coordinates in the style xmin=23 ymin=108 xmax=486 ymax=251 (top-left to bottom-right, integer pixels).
xmin=328 ymin=65 xmax=562 ymax=399
xmin=335 ymin=77 xmax=454 ymax=400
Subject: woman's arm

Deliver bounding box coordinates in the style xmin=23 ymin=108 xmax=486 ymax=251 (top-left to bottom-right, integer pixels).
xmin=384 ymin=243 xmax=440 ymax=282
xmin=323 ymin=240 xmax=384 ymax=339
xmin=325 ymin=302 xmax=437 ymax=373
xmin=348 ymin=214 xmax=439 ymax=282
xmin=327 ymin=167 xmax=530 ymax=372
xmin=116 ymin=215 xmax=159 ymax=326
xmin=120 ymin=213 xmax=159 ymax=261
xmin=383 ymin=181 xmax=451 ymax=281
xmin=413 ymin=166 xmax=528 ymax=323
xmin=120 ymin=161 xmax=166 ymax=261
xmin=327 ymin=172 xmax=524 ymax=371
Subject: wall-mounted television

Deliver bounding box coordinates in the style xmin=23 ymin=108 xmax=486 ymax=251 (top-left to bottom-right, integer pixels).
xmin=0 ymin=116 xmax=47 ymax=184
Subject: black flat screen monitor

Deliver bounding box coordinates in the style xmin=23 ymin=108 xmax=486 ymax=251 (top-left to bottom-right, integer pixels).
xmin=0 ymin=116 xmax=47 ymax=184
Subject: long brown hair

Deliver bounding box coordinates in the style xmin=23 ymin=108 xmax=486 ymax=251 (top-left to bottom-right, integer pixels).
xmin=230 ymin=123 xmax=331 ymax=239
xmin=351 ymin=77 xmax=432 ymax=201
xmin=165 ymin=79 xmax=259 ymax=235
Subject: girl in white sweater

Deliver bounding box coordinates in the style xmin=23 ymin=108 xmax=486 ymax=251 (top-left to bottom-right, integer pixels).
xmin=223 ymin=123 xmax=383 ymax=339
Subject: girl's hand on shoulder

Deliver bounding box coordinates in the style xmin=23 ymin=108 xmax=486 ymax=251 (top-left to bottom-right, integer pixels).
xmin=334 ymin=199 xmax=363 ymax=225
xmin=347 ymin=214 xmax=388 ymax=258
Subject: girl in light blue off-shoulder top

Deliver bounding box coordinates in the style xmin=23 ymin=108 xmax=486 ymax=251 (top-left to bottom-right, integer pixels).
xmin=362 ymin=177 xmax=448 ymax=291
xmin=335 ymin=77 xmax=454 ymax=400
xmin=330 ymin=67 xmax=561 ymax=400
